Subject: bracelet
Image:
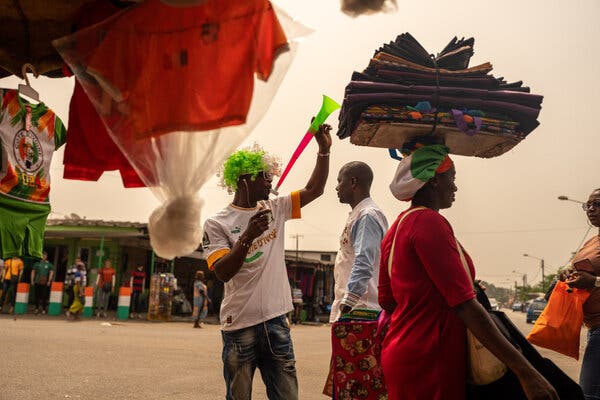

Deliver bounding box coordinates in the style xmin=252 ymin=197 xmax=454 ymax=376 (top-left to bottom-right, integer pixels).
xmin=317 ymin=152 xmax=330 ymax=157
xmin=238 ymin=238 xmax=252 ymax=249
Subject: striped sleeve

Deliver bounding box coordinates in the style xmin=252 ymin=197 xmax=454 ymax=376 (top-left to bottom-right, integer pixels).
xmin=291 ymin=190 xmax=301 ymax=219
xmin=203 ymin=218 xmax=231 ymax=270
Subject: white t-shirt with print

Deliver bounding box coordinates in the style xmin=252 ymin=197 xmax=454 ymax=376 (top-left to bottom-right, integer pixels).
xmin=203 ymin=193 xmax=300 ymax=331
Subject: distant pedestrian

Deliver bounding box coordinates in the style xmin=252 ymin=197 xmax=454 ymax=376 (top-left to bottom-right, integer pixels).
xmin=96 ymin=259 xmax=116 ymax=318
xmin=31 ymin=251 xmax=54 ymax=314
xmin=192 ymin=271 xmax=208 ymax=328
xmin=0 ymin=256 xmax=24 ymax=313
xmin=64 ymin=258 xmax=84 ymax=310
xmin=129 ymin=265 xmax=146 ymax=319
xmin=67 ymin=275 xmax=84 ymax=320
xmin=291 ymin=284 xmax=303 ymax=324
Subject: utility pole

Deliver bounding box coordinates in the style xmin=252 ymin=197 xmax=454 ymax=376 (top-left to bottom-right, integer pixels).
xmin=523 ymin=253 xmax=544 ymax=291
xmin=541 ymin=259 xmax=545 ymax=291
xmin=290 ymin=234 xmax=304 ymax=261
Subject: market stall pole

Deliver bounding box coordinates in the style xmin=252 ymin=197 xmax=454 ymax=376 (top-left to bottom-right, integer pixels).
xmin=117 ymin=286 xmax=131 ymax=320
xmin=48 ymin=282 xmax=63 ymax=316
xmin=83 ymin=286 xmax=94 ymax=318
xmin=14 ymin=283 xmax=30 ymax=314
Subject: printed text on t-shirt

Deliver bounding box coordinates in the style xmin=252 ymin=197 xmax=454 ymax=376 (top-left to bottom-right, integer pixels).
xmin=247 ymin=229 xmax=277 ymax=255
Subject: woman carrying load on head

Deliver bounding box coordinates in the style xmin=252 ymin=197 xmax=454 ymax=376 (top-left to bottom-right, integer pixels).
xmin=378 ymin=144 xmax=558 ymax=400
xmin=67 ymin=275 xmax=84 ymax=321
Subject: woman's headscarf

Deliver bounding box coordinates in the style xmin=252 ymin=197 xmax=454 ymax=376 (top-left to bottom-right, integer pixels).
xmin=389 ymin=144 xmax=454 ymax=201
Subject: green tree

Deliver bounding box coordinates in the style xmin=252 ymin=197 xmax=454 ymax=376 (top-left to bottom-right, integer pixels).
xmin=530 ymin=273 xmax=557 ymax=294
xmin=478 ymin=281 xmax=511 ymax=305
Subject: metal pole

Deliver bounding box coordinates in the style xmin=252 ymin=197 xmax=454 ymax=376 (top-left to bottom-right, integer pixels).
xmin=98 ymin=235 xmax=105 ymax=268
xmin=541 ymin=259 xmax=545 ymax=291
xmin=290 ymin=234 xmax=303 ymax=261
xmin=150 ymin=251 xmax=155 ymax=276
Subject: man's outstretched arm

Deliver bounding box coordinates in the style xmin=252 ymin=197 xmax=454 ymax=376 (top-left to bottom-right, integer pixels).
xmin=299 ymin=123 xmax=332 ymax=208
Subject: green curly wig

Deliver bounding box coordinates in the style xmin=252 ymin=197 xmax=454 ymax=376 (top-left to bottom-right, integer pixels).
xmin=219 ymin=144 xmax=281 ymax=192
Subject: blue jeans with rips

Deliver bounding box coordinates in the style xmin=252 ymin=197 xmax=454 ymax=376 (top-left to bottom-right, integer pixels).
xmin=581 ymin=327 xmax=600 ymax=399
xmin=221 ymin=315 xmax=298 ymax=400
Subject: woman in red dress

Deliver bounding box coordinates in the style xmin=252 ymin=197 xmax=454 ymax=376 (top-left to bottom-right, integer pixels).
xmin=378 ymin=145 xmax=557 ymax=400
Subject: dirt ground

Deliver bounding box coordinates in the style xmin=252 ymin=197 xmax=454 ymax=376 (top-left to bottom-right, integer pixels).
xmin=0 ymin=309 xmax=583 ymax=400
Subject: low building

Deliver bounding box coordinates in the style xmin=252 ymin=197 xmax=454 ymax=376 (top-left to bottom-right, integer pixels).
xmin=41 ymin=217 xmax=335 ymax=319
xmin=285 ymin=250 xmax=336 ymax=322
xmin=44 ymin=217 xmax=207 ymax=310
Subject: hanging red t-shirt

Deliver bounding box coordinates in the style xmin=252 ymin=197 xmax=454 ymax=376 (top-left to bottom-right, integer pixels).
xmin=86 ymin=0 xmax=288 ymax=139
xmin=62 ymin=0 xmax=145 ymax=188
xmin=378 ymin=208 xmax=475 ymax=400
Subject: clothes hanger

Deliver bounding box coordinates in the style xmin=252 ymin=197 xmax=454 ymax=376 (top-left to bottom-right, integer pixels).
xmin=18 ymin=63 xmax=40 ymax=102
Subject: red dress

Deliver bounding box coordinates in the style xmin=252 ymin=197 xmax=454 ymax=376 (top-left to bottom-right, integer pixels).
xmin=378 ymin=208 xmax=475 ymax=400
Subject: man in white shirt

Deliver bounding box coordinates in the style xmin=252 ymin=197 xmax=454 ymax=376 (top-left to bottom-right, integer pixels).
xmin=203 ymin=124 xmax=331 ymax=400
xmin=330 ymin=161 xmax=388 ymax=321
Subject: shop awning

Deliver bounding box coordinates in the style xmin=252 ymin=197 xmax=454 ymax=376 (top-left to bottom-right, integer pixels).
xmin=45 ymin=218 xmax=146 ymax=238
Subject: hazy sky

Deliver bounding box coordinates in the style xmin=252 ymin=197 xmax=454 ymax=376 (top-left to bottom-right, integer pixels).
xmin=1 ymin=0 xmax=599 ymax=289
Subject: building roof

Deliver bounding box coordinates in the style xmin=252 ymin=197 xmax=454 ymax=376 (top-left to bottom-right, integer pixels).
xmin=45 ymin=218 xmax=147 ymax=238
xmin=46 ymin=218 xmax=146 ymax=228
xmin=285 ymin=254 xmax=332 ymax=269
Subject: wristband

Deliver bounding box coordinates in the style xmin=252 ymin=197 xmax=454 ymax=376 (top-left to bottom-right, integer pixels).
xmin=238 ymin=238 xmax=252 ymax=249
xmin=595 ymin=276 xmax=600 ymax=288
xmin=318 ymin=152 xmax=330 ymax=157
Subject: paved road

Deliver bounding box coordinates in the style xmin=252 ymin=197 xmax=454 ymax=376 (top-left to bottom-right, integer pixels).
xmin=0 ymin=309 xmax=585 ymax=399
xmin=504 ymin=307 xmax=584 ymax=382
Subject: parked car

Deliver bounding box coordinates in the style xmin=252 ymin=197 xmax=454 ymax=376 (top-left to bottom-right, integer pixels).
xmin=526 ymin=298 xmax=547 ymax=323
xmin=511 ymin=301 xmax=523 ymax=312
xmin=488 ymin=298 xmax=499 ymax=311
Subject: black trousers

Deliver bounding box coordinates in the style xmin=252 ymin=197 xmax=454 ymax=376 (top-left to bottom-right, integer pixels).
xmin=34 ymin=283 xmax=49 ymax=311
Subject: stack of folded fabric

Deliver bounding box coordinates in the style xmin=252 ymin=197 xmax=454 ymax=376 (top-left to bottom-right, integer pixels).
xmin=337 ymin=33 xmax=543 ymax=158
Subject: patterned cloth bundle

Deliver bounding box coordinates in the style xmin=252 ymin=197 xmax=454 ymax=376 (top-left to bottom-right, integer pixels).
xmin=337 ymin=33 xmax=543 ymax=158
xmin=329 ymin=309 xmax=388 ymax=400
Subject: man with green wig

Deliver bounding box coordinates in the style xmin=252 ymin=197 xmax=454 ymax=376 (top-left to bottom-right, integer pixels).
xmin=202 ymin=123 xmax=332 ymax=400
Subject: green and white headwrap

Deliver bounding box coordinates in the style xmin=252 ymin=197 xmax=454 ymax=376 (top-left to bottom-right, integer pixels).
xmin=389 ymin=144 xmax=454 ymax=201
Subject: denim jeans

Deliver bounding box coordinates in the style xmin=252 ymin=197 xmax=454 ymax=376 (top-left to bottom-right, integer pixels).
xmin=0 ymin=279 xmax=16 ymax=307
xmin=221 ymin=315 xmax=298 ymax=400
xmin=130 ymin=291 xmax=142 ymax=314
xmin=97 ymin=289 xmax=110 ymax=312
xmin=581 ymin=327 xmax=600 ymax=399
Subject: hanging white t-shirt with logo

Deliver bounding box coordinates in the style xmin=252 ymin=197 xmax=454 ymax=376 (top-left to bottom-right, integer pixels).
xmin=203 ymin=192 xmax=301 ymax=331
xmin=0 ymin=89 xmax=66 ymax=204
